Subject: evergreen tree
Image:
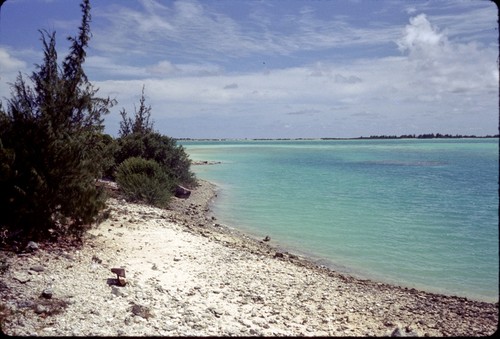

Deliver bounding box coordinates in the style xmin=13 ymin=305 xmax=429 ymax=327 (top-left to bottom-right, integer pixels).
xmin=119 ymin=85 xmax=154 ymax=137
xmin=0 ymin=0 xmax=115 ymax=242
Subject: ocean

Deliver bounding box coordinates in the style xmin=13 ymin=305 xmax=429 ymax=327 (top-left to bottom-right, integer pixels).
xmin=181 ymin=138 xmax=499 ymax=302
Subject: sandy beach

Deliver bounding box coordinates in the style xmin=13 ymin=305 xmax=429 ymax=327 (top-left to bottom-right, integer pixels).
xmin=0 ymin=179 xmax=497 ymax=336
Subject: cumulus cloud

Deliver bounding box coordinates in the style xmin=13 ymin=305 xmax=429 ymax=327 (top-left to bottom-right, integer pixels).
xmin=0 ymin=48 xmax=26 ymax=72
xmin=395 ymin=13 xmax=497 ymax=97
xmin=397 ymin=14 xmax=447 ymax=55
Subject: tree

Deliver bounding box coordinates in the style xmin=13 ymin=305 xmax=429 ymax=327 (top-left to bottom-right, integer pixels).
xmin=0 ymin=0 xmax=115 ymax=242
xmin=119 ymin=85 xmax=154 ymax=137
xmin=114 ymin=87 xmax=197 ymax=188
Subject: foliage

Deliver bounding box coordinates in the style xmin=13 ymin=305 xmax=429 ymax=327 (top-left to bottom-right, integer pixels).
xmin=97 ymin=133 xmax=120 ymax=180
xmin=119 ymin=85 xmax=154 ymax=137
xmin=114 ymin=87 xmax=197 ymax=188
xmin=0 ymin=0 xmax=115 ymax=242
xmin=114 ymin=131 xmax=196 ymax=187
xmin=115 ymin=157 xmax=174 ymax=207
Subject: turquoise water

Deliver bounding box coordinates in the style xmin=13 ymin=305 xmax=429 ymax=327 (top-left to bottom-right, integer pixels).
xmin=181 ymin=139 xmax=499 ymax=302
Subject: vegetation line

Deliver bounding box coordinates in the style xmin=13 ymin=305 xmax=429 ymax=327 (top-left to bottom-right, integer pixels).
xmin=0 ymin=0 xmax=195 ymax=246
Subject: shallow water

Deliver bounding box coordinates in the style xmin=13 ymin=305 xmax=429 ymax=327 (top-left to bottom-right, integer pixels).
xmin=182 ymin=139 xmax=499 ymax=302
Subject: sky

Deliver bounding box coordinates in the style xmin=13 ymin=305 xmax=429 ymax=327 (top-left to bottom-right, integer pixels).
xmin=0 ymin=0 xmax=498 ymax=139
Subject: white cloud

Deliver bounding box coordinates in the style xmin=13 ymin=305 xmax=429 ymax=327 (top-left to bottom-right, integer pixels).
xmin=223 ymin=83 xmax=238 ymax=90
xmin=397 ymin=14 xmax=446 ymax=54
xmin=395 ymin=13 xmax=498 ymax=98
xmin=0 ymin=48 xmax=29 ymax=96
xmin=91 ymin=0 xmax=403 ymax=64
xmin=4 ymin=0 xmax=493 ymax=138
xmin=0 ymin=48 xmax=26 ymax=72
xmin=97 ymin=17 xmax=498 ymax=137
xmin=86 ymin=56 xmax=146 ymax=78
xmin=147 ymin=60 xmax=179 ymax=76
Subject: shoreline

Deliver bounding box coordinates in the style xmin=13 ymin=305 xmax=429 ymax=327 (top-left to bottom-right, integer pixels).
xmin=192 ymin=165 xmax=497 ymax=304
xmin=223 ymin=222 xmax=498 ymax=304
xmin=0 ymin=179 xmax=498 ymax=336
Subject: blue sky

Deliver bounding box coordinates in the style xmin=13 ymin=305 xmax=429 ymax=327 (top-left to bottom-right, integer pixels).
xmin=0 ymin=0 xmax=498 ymax=138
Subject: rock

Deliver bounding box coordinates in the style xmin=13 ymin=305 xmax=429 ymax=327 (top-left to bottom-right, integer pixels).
xmin=133 ymin=316 xmax=146 ymax=324
xmin=131 ymin=304 xmax=153 ymax=319
xmin=274 ymin=252 xmax=284 ymax=258
xmin=391 ymin=327 xmax=404 ymax=337
xmin=92 ymin=255 xmax=103 ymax=264
xmin=13 ymin=273 xmax=31 ymax=284
xmin=111 ymin=286 xmax=125 ymax=297
xmin=25 ymin=241 xmax=39 ymax=252
xmin=34 ymin=304 xmax=48 ymax=314
xmin=208 ymin=307 xmax=224 ymax=318
xmin=17 ymin=300 xmax=35 ymax=308
xmin=30 ymin=265 xmax=45 ymax=273
xmin=175 ymin=185 xmax=191 ymax=199
xmin=163 ymin=323 xmax=178 ymax=332
xmin=389 ymin=324 xmax=420 ymax=337
xmin=41 ymin=288 xmax=53 ymax=299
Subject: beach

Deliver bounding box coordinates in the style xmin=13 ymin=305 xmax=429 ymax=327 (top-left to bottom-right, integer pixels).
xmin=0 ymin=179 xmax=497 ymax=336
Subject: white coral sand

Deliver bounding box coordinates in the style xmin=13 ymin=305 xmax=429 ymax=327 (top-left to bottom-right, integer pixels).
xmin=0 ymin=180 xmax=497 ymax=336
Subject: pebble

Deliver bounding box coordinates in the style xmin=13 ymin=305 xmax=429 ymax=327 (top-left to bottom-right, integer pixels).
xmin=34 ymin=304 xmax=48 ymax=314
xmin=0 ymin=188 xmax=497 ymax=337
xmin=25 ymin=241 xmax=39 ymax=252
xmin=111 ymin=286 xmax=126 ymax=297
xmin=30 ymin=265 xmax=45 ymax=272
xmin=41 ymin=288 xmax=53 ymax=299
xmin=13 ymin=273 xmax=30 ymax=283
xmin=17 ymin=300 xmax=35 ymax=308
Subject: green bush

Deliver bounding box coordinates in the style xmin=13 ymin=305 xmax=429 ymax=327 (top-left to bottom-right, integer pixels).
xmin=97 ymin=133 xmax=119 ymax=180
xmin=115 ymin=157 xmax=174 ymax=207
xmin=114 ymin=86 xmax=197 ymax=188
xmin=114 ymin=132 xmax=197 ymax=188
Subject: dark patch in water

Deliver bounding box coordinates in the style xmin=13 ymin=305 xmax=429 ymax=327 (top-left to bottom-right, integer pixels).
xmin=363 ymin=160 xmax=446 ymax=167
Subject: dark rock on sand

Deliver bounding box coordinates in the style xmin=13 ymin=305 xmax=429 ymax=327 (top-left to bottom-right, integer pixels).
xmin=175 ymin=185 xmax=191 ymax=199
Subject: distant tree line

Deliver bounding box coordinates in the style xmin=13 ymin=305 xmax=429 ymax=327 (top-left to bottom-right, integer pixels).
xmin=179 ymin=134 xmax=500 ymax=142
xmin=357 ymin=133 xmax=499 ymax=139
xmin=0 ymin=0 xmax=196 ymax=246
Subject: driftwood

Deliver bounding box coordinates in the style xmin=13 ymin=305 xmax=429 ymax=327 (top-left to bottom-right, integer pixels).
xmin=111 ymin=268 xmax=127 ymax=286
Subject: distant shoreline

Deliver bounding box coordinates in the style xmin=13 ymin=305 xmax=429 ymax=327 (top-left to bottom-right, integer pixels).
xmin=177 ymin=134 xmax=499 ymax=142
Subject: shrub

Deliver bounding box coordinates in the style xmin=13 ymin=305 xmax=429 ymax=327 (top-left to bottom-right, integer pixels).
xmin=115 ymin=157 xmax=174 ymax=207
xmin=114 ymin=132 xmax=197 ymax=188
xmin=0 ymin=0 xmax=114 ymax=242
xmin=97 ymin=133 xmax=119 ymax=180
xmin=114 ymin=86 xmax=197 ymax=188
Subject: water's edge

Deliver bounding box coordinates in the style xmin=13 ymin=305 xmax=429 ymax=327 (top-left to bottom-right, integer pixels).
xmin=185 ymin=139 xmax=499 ymax=303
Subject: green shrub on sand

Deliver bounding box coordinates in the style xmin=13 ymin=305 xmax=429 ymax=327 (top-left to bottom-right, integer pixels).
xmin=115 ymin=157 xmax=174 ymax=207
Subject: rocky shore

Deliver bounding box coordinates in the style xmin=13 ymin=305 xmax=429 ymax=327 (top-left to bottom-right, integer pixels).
xmin=0 ymin=180 xmax=498 ymax=336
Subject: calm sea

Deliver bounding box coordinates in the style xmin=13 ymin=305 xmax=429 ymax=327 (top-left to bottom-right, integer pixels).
xmin=181 ymin=139 xmax=499 ymax=302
